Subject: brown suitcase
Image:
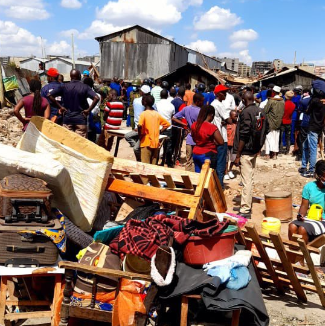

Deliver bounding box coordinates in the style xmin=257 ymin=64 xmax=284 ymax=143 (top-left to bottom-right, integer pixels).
xmin=0 ymin=174 xmax=52 ymax=223
xmin=0 ymin=217 xmax=61 ymax=265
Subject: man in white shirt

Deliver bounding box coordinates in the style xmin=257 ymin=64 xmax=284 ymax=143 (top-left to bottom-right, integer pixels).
xmin=151 ymin=79 xmax=163 ymax=104
xmin=211 ymin=85 xmax=232 ymax=188
xmin=156 ymin=89 xmax=175 ymax=167
xmin=223 ymin=91 xmax=236 ymax=113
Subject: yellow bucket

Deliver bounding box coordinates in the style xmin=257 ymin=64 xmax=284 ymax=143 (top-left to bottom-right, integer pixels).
xmin=307 ymin=204 xmax=323 ymax=221
xmin=261 ymin=217 xmax=281 ymax=235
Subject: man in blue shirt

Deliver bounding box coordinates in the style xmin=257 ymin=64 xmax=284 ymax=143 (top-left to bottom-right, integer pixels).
xmin=41 ymin=68 xmax=62 ymax=123
xmin=49 ymin=69 xmax=99 ymax=138
xmin=255 ymin=86 xmax=268 ymax=103
xmin=110 ymin=76 xmax=121 ymax=96
xmin=203 ymin=84 xmax=216 ymax=105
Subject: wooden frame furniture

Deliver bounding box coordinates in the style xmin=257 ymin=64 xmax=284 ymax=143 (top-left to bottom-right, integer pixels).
xmin=0 ymin=272 xmax=62 ymax=326
xmin=109 ymin=159 xmax=227 ymax=219
xmin=236 ymin=223 xmax=325 ymax=307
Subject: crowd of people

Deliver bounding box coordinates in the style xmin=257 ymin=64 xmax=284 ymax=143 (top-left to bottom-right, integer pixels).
xmin=13 ymin=67 xmax=325 ymax=231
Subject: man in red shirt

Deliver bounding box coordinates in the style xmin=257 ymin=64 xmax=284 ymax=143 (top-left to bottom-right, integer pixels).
xmin=280 ymin=90 xmax=296 ymax=154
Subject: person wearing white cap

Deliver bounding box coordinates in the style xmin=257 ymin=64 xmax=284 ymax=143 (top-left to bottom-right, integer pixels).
xmin=264 ymin=85 xmax=285 ymax=159
xmin=125 ymin=84 xmax=152 ymax=161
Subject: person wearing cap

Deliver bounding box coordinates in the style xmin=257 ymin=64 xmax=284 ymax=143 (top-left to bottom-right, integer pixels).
xmin=211 ymin=85 xmax=232 ymax=188
xmin=264 ymin=85 xmax=285 ymax=159
xmin=279 ymin=90 xmax=296 ymax=154
xmin=156 ymin=89 xmax=175 ymax=167
xmin=42 ymin=67 xmax=63 ymax=123
xmin=125 ymin=84 xmax=151 ymax=161
xmin=82 ymin=70 xmax=90 ymax=81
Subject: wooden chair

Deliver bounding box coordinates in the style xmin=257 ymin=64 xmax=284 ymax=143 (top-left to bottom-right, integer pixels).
xmin=58 ymin=247 xmax=171 ymax=326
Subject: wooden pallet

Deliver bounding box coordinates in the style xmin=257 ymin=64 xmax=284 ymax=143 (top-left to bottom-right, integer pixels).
xmin=111 ymin=157 xmax=227 ymax=214
xmin=236 ymin=223 xmax=325 ymax=307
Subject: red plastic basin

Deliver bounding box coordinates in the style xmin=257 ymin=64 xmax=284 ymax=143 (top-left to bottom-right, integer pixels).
xmin=183 ymin=230 xmax=237 ymax=266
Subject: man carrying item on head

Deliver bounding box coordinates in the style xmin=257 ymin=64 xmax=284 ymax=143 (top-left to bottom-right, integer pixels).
xmin=234 ymin=91 xmax=265 ymax=219
xmin=42 ymin=67 xmax=63 ymax=124
xmin=125 ymin=84 xmax=151 ymax=161
xmin=172 ymin=93 xmax=204 ymax=172
xmin=211 ymin=85 xmax=232 ymax=189
xmin=264 ymin=85 xmax=285 ymax=159
xmin=48 ymin=69 xmax=99 ymax=138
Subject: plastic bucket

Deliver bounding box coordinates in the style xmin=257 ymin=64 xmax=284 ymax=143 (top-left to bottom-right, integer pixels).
xmin=261 ymin=217 xmax=281 ymax=235
xmin=265 ymin=191 xmax=292 ymax=222
xmin=183 ymin=227 xmax=238 ymax=266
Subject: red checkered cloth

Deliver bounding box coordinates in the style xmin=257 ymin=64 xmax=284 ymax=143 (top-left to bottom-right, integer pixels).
xmin=109 ymin=215 xmax=228 ymax=261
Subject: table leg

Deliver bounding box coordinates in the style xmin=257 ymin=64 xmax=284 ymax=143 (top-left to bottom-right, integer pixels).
xmin=51 ymin=274 xmax=62 ymax=326
xmin=114 ymin=137 xmax=122 ymax=157
xmin=0 ymin=276 xmax=8 ymax=325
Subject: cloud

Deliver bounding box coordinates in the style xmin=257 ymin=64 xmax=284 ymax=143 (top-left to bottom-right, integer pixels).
xmin=230 ymin=29 xmax=258 ymax=42
xmin=60 ymin=0 xmax=82 ymax=9
xmin=0 ymin=0 xmax=49 ymax=20
xmin=60 ymin=29 xmax=80 ymax=38
xmin=218 ymin=49 xmax=253 ymax=65
xmin=0 ymin=20 xmax=86 ymax=57
xmin=194 ymin=6 xmax=242 ymax=30
xmin=230 ymin=41 xmax=248 ymax=49
xmin=186 ymin=40 xmax=217 ymax=55
xmin=96 ymin=0 xmax=201 ymax=27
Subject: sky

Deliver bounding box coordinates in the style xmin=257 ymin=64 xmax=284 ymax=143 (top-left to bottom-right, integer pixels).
xmin=1 ymin=0 xmax=325 ymax=66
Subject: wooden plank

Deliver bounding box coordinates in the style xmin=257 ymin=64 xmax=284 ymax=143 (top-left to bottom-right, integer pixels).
xmin=269 ymin=232 xmax=307 ymax=302
xmin=115 ymin=198 xmax=143 ymax=222
xmin=5 ymin=300 xmax=50 ymax=306
xmin=181 ymin=175 xmax=194 ymax=190
xmin=245 ymin=223 xmax=284 ymax=293
xmin=5 ymin=311 xmax=52 ymax=321
xmin=107 ymin=178 xmax=199 ymax=209
xmin=0 ymin=277 xmax=8 ymax=325
xmin=231 ymin=309 xmax=241 ymax=326
xmin=163 ymin=174 xmax=176 ymax=189
xmin=51 ymin=274 xmax=62 ymax=323
xmin=297 ymin=237 xmax=325 ymax=307
xmin=113 ymin=173 xmax=126 ymax=181
xmin=309 ymin=234 xmax=325 ymax=249
xmin=69 ymin=306 xmax=112 ymax=323
xmin=112 ymin=158 xmax=200 ymax=185
xmin=59 ymin=261 xmax=151 ymax=281
xmin=130 ymin=173 xmax=145 ymax=185
xmin=148 ymin=175 xmax=161 ymax=188
xmin=203 ymin=170 xmax=227 ymax=213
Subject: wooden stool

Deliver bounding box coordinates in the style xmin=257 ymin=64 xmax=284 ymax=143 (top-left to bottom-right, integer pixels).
xmin=0 ymin=272 xmax=62 ymax=326
xmin=180 ymin=294 xmax=241 ymax=326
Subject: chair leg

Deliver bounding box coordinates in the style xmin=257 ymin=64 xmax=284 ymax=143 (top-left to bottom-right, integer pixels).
xmin=231 ymin=309 xmax=241 ymax=326
xmin=180 ymin=296 xmax=189 ymax=326
xmin=59 ymin=269 xmax=74 ymax=326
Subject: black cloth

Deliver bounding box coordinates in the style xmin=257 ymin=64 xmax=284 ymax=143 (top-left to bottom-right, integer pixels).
xmin=233 ymin=104 xmax=261 ymax=155
xmin=50 ymin=80 xmax=97 ymax=125
xmin=308 ymin=98 xmax=325 ymax=134
xmin=160 ymin=245 xmax=269 ymax=326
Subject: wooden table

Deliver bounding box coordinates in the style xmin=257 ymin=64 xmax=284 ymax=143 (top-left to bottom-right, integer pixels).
xmin=0 ymin=265 xmax=64 ymax=326
xmin=105 ymin=129 xmax=168 ymax=158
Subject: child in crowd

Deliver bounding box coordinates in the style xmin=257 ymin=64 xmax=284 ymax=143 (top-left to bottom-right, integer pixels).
xmin=224 ymin=110 xmax=238 ymax=180
xmin=138 ymin=95 xmax=170 ymax=165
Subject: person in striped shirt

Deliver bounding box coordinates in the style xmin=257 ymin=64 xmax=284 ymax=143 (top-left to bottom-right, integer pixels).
xmin=97 ymin=89 xmax=124 ymax=151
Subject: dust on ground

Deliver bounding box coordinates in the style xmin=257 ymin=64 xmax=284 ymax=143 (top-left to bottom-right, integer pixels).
xmin=1 ymin=113 xmax=325 ymax=326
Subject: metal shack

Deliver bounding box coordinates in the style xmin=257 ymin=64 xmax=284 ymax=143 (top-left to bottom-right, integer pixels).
xmin=95 ymin=25 xmax=222 ymax=80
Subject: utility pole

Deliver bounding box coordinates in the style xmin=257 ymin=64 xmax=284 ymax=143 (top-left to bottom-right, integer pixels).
xmin=71 ymin=33 xmax=75 ymax=69
xmin=0 ymin=63 xmax=5 ymax=109
xmin=294 ymin=51 xmax=297 ymax=66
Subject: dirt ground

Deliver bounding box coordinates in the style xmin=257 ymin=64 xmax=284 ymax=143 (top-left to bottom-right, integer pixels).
xmin=2 ymin=114 xmax=325 ymax=326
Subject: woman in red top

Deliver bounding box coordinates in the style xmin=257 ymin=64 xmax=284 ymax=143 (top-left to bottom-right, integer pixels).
xmin=191 ymin=105 xmax=224 ymax=173
xmin=14 ymin=79 xmax=50 ymax=131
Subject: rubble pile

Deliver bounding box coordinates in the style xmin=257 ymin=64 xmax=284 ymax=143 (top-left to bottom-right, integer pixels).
xmin=0 ymin=107 xmax=23 ymax=147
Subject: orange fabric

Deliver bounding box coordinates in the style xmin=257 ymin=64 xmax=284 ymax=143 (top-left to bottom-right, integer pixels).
xmin=138 ymin=110 xmax=170 ymax=148
xmin=112 ymin=279 xmax=147 ymax=326
xmin=226 ymin=123 xmax=237 ymax=147
xmin=184 ymin=90 xmax=195 ymax=106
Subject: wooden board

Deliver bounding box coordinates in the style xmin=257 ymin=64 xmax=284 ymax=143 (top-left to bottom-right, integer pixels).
xmin=115 ymin=198 xmax=143 ymax=222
